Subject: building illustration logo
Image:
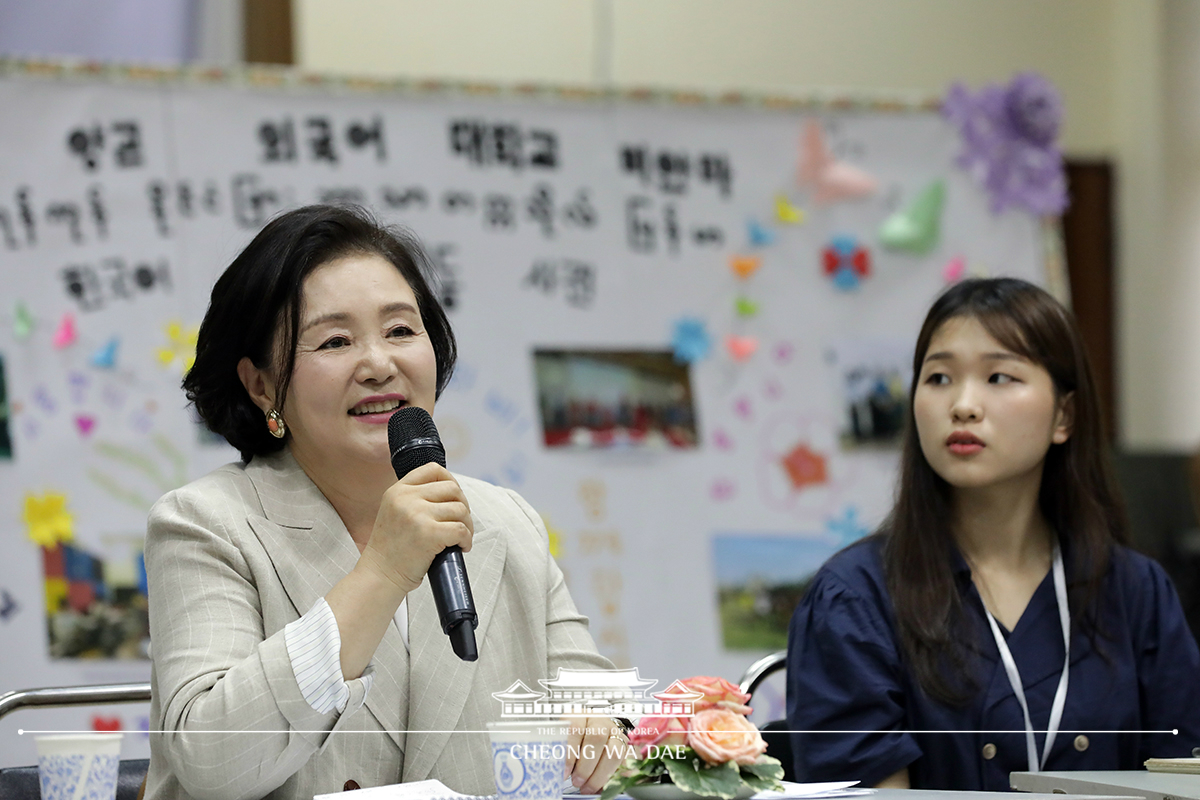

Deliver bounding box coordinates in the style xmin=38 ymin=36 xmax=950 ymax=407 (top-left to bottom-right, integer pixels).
xmin=492 ymin=668 xmax=704 ymax=718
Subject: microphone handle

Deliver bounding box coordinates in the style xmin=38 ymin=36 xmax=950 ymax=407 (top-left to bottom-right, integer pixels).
xmin=429 ymin=546 xmax=478 ymax=662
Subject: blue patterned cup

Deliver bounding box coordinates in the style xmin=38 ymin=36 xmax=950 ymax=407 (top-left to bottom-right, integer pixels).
xmin=487 ymin=719 xmax=569 ymax=800
xmin=35 ymin=734 xmax=122 ymax=800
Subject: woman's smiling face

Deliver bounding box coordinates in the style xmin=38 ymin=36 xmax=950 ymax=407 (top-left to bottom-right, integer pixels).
xmin=278 ymin=252 xmax=438 ymax=471
xmin=913 ymin=315 xmax=1073 ymax=492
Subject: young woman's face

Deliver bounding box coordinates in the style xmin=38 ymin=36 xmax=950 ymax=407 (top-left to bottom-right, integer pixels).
xmin=913 ymin=316 xmax=1072 ymax=492
xmin=279 ymin=253 xmax=438 ymax=470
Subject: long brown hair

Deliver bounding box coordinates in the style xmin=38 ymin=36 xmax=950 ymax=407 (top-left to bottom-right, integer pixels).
xmin=883 ymin=278 xmax=1127 ymax=704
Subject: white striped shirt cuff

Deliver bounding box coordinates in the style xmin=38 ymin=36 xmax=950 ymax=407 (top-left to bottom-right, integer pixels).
xmin=284 ymin=597 xmax=375 ymax=714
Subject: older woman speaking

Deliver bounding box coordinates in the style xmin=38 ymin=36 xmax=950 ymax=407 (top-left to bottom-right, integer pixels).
xmin=144 ymin=205 xmax=624 ymax=800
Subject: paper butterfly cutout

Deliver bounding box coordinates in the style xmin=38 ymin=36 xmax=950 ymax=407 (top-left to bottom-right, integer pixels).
xmin=726 ymin=335 xmax=758 ymax=362
xmin=157 ymin=321 xmax=200 ymax=372
xmin=14 ymin=302 xmax=33 ymax=340
xmin=671 ymin=317 xmax=712 ymax=364
xmin=822 ymin=234 xmax=872 ymax=291
xmin=91 ymin=337 xmax=119 ymax=369
xmin=748 ymin=219 xmax=777 ymax=247
xmin=729 ymin=255 xmax=762 ymax=280
xmin=774 ymin=194 xmax=805 ymax=224
xmin=52 ymin=313 xmax=77 ymax=349
xmin=879 ymin=180 xmax=945 ymax=254
xmin=798 ymin=120 xmax=879 ymax=204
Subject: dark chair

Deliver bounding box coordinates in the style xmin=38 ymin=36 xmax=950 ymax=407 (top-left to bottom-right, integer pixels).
xmin=739 ymin=651 xmax=795 ymax=782
xmin=0 ymin=683 xmax=152 ymax=800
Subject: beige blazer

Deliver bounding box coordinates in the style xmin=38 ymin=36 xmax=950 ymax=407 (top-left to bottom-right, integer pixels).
xmin=144 ymin=450 xmax=611 ymax=800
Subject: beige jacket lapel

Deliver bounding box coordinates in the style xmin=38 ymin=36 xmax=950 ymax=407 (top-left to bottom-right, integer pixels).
xmin=243 ymin=451 xmax=410 ymax=752
xmin=402 ymin=523 xmax=507 ymax=783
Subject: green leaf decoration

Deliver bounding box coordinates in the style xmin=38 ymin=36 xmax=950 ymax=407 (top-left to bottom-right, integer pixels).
xmin=878 ymin=179 xmax=945 ymax=254
xmin=735 ymin=296 xmax=760 ymax=318
xmin=740 ymin=759 xmax=786 ymax=793
xmin=663 ymin=754 xmax=743 ymax=799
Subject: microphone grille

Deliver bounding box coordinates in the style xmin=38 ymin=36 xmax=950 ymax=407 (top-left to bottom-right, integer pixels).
xmin=388 ymin=406 xmax=446 ymax=475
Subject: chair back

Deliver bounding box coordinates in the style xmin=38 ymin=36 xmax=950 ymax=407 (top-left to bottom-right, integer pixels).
xmin=738 ymin=652 xmax=795 ymax=782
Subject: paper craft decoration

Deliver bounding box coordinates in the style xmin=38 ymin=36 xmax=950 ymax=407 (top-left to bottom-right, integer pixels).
xmin=729 ymin=255 xmax=762 ymax=280
xmin=735 ymin=296 xmax=760 ymax=318
xmin=774 ymin=194 xmax=804 ymax=224
xmin=157 ymin=321 xmax=199 ymax=372
xmin=942 ymin=256 xmax=966 ymax=283
xmin=879 ymin=180 xmax=945 ymax=254
xmin=14 ymin=301 xmax=33 ymax=340
xmin=781 ymin=442 xmax=828 ymax=489
xmin=943 ymin=72 xmax=1068 ymax=215
xmin=747 ymin=219 xmax=776 ymax=247
xmin=826 ymin=505 xmax=868 ymax=546
xmin=91 ymin=338 xmax=119 ymax=369
xmin=822 ymin=234 xmax=872 ymax=290
xmin=725 ymin=335 xmax=758 ymax=362
xmin=52 ymin=313 xmax=77 ymax=349
xmin=75 ymin=415 xmax=96 ymax=437
xmin=798 ymin=119 xmax=879 ymax=204
xmin=671 ymin=317 xmax=712 ymax=364
xmin=22 ymin=492 xmax=74 ymax=547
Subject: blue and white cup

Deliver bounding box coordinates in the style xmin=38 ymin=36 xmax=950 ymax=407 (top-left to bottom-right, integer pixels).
xmin=487 ymin=719 xmax=570 ymax=800
xmin=35 ymin=734 xmax=122 ymax=800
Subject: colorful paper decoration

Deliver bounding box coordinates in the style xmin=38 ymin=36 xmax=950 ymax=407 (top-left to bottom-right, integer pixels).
xmin=747 ymin=219 xmax=776 ymax=247
xmin=671 ymin=317 xmax=712 ymax=364
xmin=729 ymin=255 xmax=762 ymax=280
xmin=22 ymin=492 xmax=74 ymax=547
xmin=879 ymin=180 xmax=945 ymax=254
xmin=942 ymin=256 xmax=966 ymax=283
xmin=826 ymin=505 xmax=869 ymax=545
xmin=781 ymin=443 xmax=828 ymax=490
xmin=75 ymin=415 xmax=96 ymax=437
xmin=91 ymin=337 xmax=119 ymax=369
xmin=774 ymin=194 xmax=805 ymax=224
xmin=822 ymin=234 xmax=871 ymax=290
xmin=943 ymin=72 xmax=1068 ymax=215
xmin=14 ymin=302 xmax=33 ymax=340
xmin=798 ymin=120 xmax=879 ymax=204
xmin=734 ymin=296 xmax=760 ymax=318
xmin=725 ymin=335 xmax=758 ymax=362
xmin=52 ymin=313 xmax=77 ymax=349
xmin=157 ymin=321 xmax=199 ymax=372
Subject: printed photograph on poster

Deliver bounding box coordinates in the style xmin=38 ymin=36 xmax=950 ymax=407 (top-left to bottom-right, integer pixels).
xmin=830 ymin=339 xmax=912 ymax=449
xmin=0 ymin=353 xmax=11 ymax=459
xmin=712 ymin=534 xmax=837 ymax=650
xmin=533 ymin=349 xmax=699 ymax=449
xmin=42 ymin=535 xmax=149 ymax=659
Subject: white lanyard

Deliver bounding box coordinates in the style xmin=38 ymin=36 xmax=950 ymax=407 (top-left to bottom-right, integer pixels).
xmin=980 ymin=543 xmax=1070 ymax=773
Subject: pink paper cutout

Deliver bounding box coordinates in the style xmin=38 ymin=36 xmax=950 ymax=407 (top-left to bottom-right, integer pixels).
xmin=734 ymin=397 xmax=753 ymax=419
xmin=726 ymin=335 xmax=758 ymax=361
xmin=710 ymin=479 xmax=735 ymax=501
xmin=713 ymin=429 xmax=734 ymax=450
xmin=765 ymin=379 xmax=783 ymax=400
xmin=799 ymin=120 xmax=879 ymax=204
xmin=75 ymin=415 xmax=96 ymax=436
xmin=943 ymin=256 xmax=966 ymax=283
xmin=774 ymin=342 xmax=794 ymax=364
xmin=52 ymin=313 xmax=77 ymax=349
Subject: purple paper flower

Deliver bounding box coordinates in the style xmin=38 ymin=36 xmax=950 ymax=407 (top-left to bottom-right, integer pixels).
xmin=943 ymin=72 xmax=1069 ymax=216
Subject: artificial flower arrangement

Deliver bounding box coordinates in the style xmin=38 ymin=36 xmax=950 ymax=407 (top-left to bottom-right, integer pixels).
xmin=600 ymin=676 xmax=785 ymax=800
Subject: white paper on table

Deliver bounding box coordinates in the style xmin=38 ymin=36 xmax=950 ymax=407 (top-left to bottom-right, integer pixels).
xmin=316 ymin=778 xmax=496 ymax=800
xmin=751 ymin=781 xmax=870 ymax=799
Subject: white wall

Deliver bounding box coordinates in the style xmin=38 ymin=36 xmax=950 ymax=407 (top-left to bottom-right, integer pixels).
xmin=295 ymin=0 xmax=1198 ymax=450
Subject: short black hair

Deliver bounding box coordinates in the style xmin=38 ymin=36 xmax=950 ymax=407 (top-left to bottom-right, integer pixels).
xmin=184 ymin=204 xmax=457 ymax=462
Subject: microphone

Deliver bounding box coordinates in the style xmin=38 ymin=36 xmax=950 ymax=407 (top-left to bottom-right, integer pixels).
xmin=387 ymin=406 xmax=478 ymax=662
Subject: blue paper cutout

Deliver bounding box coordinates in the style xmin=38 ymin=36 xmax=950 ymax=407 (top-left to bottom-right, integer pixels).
xmin=748 ymin=219 xmax=776 ymax=247
xmin=826 ymin=505 xmax=869 ymax=546
xmin=671 ymin=317 xmax=712 ymax=364
xmin=91 ymin=337 xmax=119 ymax=369
xmin=832 ymin=268 xmax=861 ymax=291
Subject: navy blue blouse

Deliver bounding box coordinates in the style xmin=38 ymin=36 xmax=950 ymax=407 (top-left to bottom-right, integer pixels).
xmin=786 ymin=536 xmax=1200 ymax=790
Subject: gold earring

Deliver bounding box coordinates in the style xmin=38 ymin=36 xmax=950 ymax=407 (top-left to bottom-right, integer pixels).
xmin=266 ymin=408 xmax=286 ymax=439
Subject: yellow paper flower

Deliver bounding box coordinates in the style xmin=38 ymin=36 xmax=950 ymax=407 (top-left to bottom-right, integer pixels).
xmin=22 ymin=492 xmax=74 ymax=547
xmin=157 ymin=320 xmax=199 ymax=373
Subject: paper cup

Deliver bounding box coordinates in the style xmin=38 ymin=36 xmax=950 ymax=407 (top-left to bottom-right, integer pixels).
xmin=487 ymin=719 xmax=570 ymax=800
xmin=35 ymin=734 xmax=122 ymax=800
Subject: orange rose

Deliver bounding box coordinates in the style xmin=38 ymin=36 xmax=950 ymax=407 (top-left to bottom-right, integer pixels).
xmin=686 ymin=708 xmax=768 ymax=766
xmin=680 ymin=675 xmax=752 ymax=715
xmin=628 ymin=716 xmax=689 ymax=757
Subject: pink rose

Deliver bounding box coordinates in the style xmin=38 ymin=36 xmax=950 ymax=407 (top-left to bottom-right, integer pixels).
xmin=628 ymin=716 xmax=689 ymax=757
xmin=686 ymin=708 xmax=768 ymax=766
xmin=680 ymin=675 xmax=753 ymax=715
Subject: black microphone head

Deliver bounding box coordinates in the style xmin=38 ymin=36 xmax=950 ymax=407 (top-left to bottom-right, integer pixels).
xmin=388 ymin=406 xmax=446 ymax=477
